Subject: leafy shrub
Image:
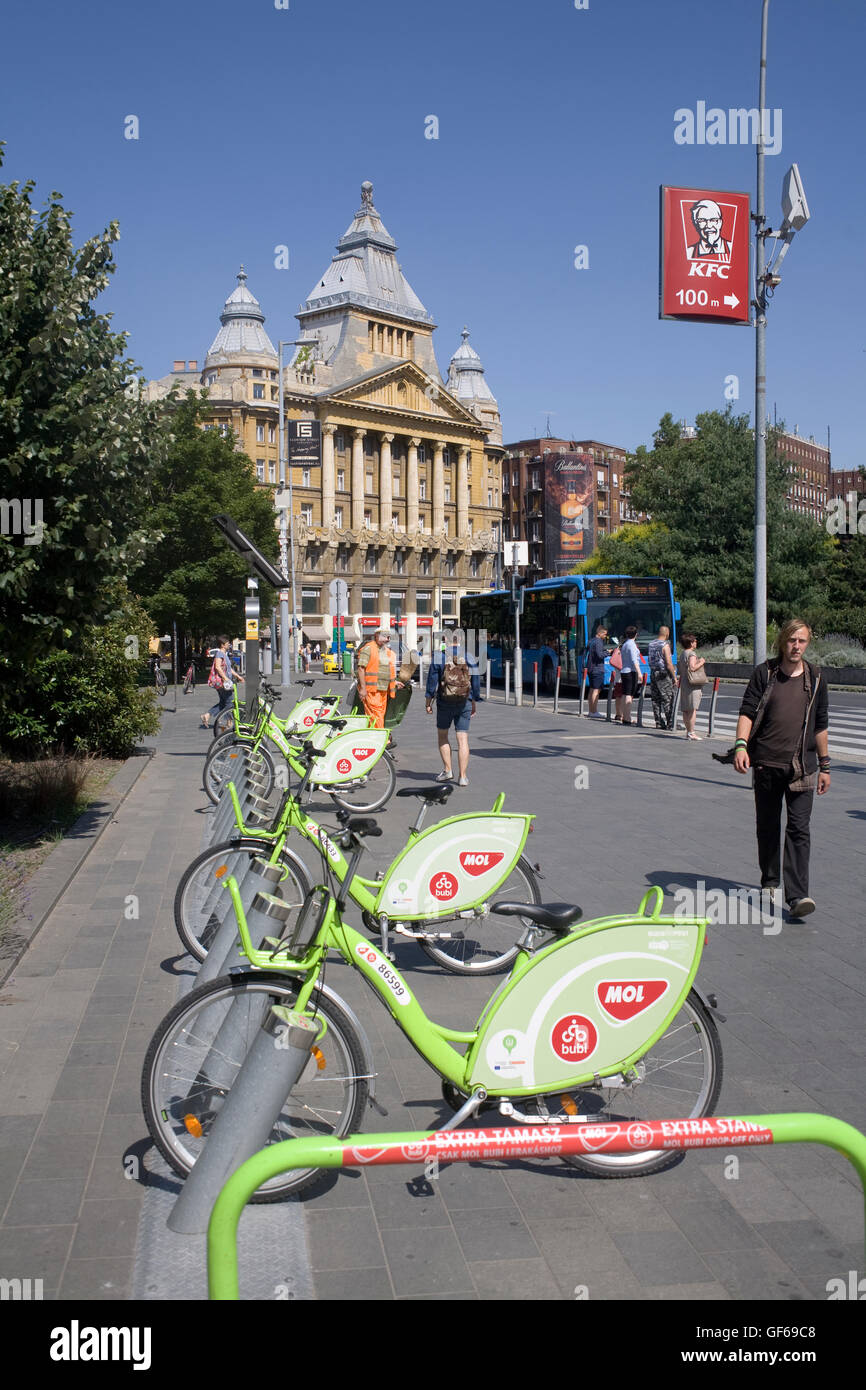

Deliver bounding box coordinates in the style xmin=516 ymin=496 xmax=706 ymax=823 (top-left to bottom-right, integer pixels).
xmin=678 ymin=601 xmax=754 ymax=646
xmin=0 ymin=590 xmax=160 ymax=758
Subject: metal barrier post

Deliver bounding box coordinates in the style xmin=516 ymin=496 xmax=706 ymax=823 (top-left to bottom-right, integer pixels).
xmin=636 ymin=673 xmax=647 ymax=728
xmin=504 ymin=661 xmax=510 ymax=706
xmin=485 ymin=661 xmax=491 ymax=702
xmin=707 ymin=675 xmax=721 ymax=737
xmin=578 ymin=669 xmax=586 ymax=718
xmin=606 ymin=679 xmax=613 ymax=722
xmin=533 ymin=663 xmax=538 ymax=708
xmin=669 ymin=684 xmax=681 ymax=733
xmin=208 ymin=1112 xmax=866 ymax=1299
xmin=553 ymin=665 xmax=561 ymax=714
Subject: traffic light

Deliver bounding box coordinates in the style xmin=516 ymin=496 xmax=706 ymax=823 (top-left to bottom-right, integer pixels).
xmin=510 ymin=573 xmax=527 ymax=615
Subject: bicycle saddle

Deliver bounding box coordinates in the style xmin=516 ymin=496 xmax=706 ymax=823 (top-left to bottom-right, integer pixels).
xmin=492 ymin=902 xmax=582 ymax=937
xmin=318 ymin=717 xmax=348 ymax=729
xmin=299 ymin=742 xmax=326 ymax=758
xmin=296 ymin=679 xmax=315 ymax=687
xmin=395 ymin=785 xmax=454 ymax=804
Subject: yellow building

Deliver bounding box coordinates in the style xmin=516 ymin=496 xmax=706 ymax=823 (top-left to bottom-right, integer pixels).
xmin=148 ymin=184 xmax=505 ymax=650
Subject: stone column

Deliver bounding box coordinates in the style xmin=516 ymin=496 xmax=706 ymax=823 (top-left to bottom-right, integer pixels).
xmin=351 ymin=428 xmax=366 ymax=531
xmin=457 ymin=446 xmax=470 ymax=540
xmin=322 ymin=423 xmax=337 ymax=526
xmin=407 ymin=437 xmax=421 ymax=532
xmin=380 ymin=432 xmax=394 ymax=531
xmin=432 ymin=442 xmax=445 ymax=534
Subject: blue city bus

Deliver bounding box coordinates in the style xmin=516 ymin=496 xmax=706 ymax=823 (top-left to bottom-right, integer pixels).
xmin=461 ymin=576 xmax=680 ymax=695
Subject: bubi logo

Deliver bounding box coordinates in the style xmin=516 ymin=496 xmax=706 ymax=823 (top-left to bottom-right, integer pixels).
xmin=352 ymin=746 xmax=376 ymax=761
xmin=596 ymin=980 xmax=668 ymax=1022
xmin=551 ymin=1014 xmax=598 ymax=1064
xmin=429 ymin=871 xmax=459 ymax=901
xmin=303 ymin=715 xmax=315 ymax=727
xmin=336 ymin=757 xmax=352 ymax=774
xmin=458 ymin=851 xmax=504 ymax=877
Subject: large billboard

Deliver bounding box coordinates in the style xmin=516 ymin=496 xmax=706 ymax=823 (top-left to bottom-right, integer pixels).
xmin=543 ymin=453 xmax=594 ymax=573
xmin=660 ymin=185 xmax=751 ymax=325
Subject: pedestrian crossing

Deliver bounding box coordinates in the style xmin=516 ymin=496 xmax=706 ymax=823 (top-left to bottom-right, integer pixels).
xmin=693 ymin=704 xmax=866 ymax=759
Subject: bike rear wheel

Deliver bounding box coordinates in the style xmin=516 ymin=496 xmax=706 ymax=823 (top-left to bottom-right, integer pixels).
xmin=420 ymin=855 xmax=542 ymax=975
xmin=155 ymin=669 xmax=168 ymax=696
xmin=174 ymin=837 xmax=311 ymax=962
xmin=328 ymin=750 xmax=396 ymax=814
xmin=142 ymin=974 xmax=368 ymax=1200
xmin=526 ymin=989 xmax=723 ymax=1177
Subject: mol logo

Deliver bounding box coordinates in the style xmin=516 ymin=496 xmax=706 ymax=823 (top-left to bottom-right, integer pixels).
xmin=458 ymin=851 xmax=505 ymax=877
xmin=596 ymin=979 xmax=669 ymax=1023
xmin=550 ymin=1013 xmax=598 ymax=1064
xmin=352 ymin=746 xmax=376 ymax=761
xmin=335 ymin=757 xmax=352 ymax=775
xmin=429 ymin=871 xmax=459 ymax=901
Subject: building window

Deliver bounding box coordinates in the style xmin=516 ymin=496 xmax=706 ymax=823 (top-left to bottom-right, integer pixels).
xmin=334 ymin=506 xmax=344 ymax=527
xmin=269 ymin=425 xmax=276 ymax=444
xmin=301 ymin=504 xmax=313 ymax=525
xmin=445 ymin=555 xmax=456 ymax=577
xmin=389 ymin=591 xmax=406 ymax=616
xmin=336 ymin=432 xmax=345 ymax=452
xmin=393 ymin=471 xmax=401 ymax=495
xmin=416 ymin=591 xmax=431 ymax=615
xmin=470 ymin=555 xmax=479 ymax=577
xmin=337 ymin=469 xmax=345 ymax=490
xmin=361 ymin=590 xmax=378 ymax=615
xmin=219 ymin=423 xmax=229 ymax=436
xmin=487 ymin=490 xmax=493 ymax=506
xmin=441 ymin=591 xmax=456 ymax=616
xmin=253 ymin=384 xmax=264 ymax=399
xmin=301 ymin=588 xmax=319 ymax=614
xmin=467 ymin=518 xmax=473 ymax=535
xmin=270 ymin=386 xmax=278 ymax=400
xmin=418 ymin=445 xmax=427 ymax=463
xmin=393 ymin=550 xmax=406 ymax=575
xmin=420 ymin=553 xmax=431 ymax=577
xmin=366 ymin=470 xmax=374 ymax=492
xmin=337 ymin=545 xmax=349 ymax=571
xmin=364 ymin=510 xmax=373 ymax=527
xmin=256 ymin=460 xmax=265 ymax=482
xmin=256 ymin=424 xmax=265 ymax=442
xmin=268 ymin=462 xmax=276 ymax=484
xmin=443 ymin=449 xmax=451 ymax=465
xmin=365 ymin=550 xmax=378 ymax=574
xmin=302 ymin=468 xmax=311 ymax=487
xmin=364 ymin=436 xmax=374 ymax=457
xmin=392 ymin=513 xmax=401 ymax=530
xmin=613 ymin=473 xmax=618 ymax=486
xmin=419 ymin=478 xmax=427 ymax=500
xmin=444 ymin=484 xmax=451 ymax=502
xmin=307 ymin=548 xmax=320 ymax=572
xmin=252 ymin=369 xmax=263 ymax=378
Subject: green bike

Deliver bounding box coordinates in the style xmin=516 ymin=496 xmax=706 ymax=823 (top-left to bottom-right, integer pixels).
xmin=143 ymin=816 xmax=722 ymax=1200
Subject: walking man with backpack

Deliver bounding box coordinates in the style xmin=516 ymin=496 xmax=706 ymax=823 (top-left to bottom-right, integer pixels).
xmin=425 ymin=640 xmax=480 ymax=786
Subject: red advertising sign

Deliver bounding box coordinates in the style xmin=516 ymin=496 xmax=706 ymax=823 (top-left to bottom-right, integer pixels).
xmin=660 ymin=186 xmax=750 ymax=325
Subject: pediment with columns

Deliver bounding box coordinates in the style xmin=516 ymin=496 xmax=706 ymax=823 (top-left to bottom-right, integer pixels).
xmin=324 ymin=362 xmax=482 ymax=431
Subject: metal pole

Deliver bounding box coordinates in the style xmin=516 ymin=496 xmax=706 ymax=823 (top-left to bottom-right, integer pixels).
xmin=278 ymin=341 xmax=291 ymax=693
xmin=578 ymin=668 xmax=585 ymax=718
xmin=707 ymin=675 xmax=721 ymax=738
xmin=553 ymin=664 xmax=561 ymax=715
xmin=514 ymin=605 xmax=523 ymax=707
xmin=753 ymin=0 xmax=771 ymax=666
xmin=504 ymin=661 xmax=510 ymax=706
xmin=533 ymin=662 xmax=538 ymax=708
xmin=485 ymin=660 xmax=491 ymax=702
xmin=636 ymin=673 xmax=646 ymax=728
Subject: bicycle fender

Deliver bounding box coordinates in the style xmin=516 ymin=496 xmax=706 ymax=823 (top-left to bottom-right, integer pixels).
xmin=691 ymin=982 xmax=726 ymax=1024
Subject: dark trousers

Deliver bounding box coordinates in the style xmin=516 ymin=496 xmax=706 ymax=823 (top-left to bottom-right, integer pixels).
xmin=650 ymin=673 xmax=675 ymax=728
xmin=753 ymin=765 xmax=814 ymax=903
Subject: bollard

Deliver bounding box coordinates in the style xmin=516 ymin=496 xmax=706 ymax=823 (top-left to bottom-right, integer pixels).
xmin=533 ymin=663 xmax=538 ymax=708
xmin=168 ymin=1006 xmax=321 ymax=1234
xmin=707 ymin=676 xmax=721 ymax=737
xmin=669 ymin=685 xmax=681 ymax=733
xmin=553 ymin=665 xmax=561 ymax=714
xmin=196 ymin=860 xmax=285 ymax=985
xmin=485 ymin=661 xmax=491 ymax=702
xmin=636 ymin=673 xmax=647 ymax=727
xmin=606 ymin=678 xmax=613 ymax=722
xmin=578 ymin=668 xmax=586 ymax=718
xmin=504 ymin=661 xmax=510 ymax=706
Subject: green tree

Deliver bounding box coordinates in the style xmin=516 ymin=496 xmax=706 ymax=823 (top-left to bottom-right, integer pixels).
xmin=576 ymin=409 xmax=833 ymax=617
xmin=131 ymin=394 xmax=279 ymax=645
xmin=0 ymin=145 xmax=166 ymax=658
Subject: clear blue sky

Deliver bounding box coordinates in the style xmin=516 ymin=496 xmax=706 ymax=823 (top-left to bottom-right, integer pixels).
xmin=3 ymin=0 xmax=864 ymax=467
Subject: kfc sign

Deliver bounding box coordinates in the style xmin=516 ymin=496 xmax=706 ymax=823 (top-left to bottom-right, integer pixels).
xmin=660 ymin=186 xmax=750 ymax=325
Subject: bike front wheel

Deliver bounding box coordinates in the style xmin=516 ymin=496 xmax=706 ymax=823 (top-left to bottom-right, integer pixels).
xmin=526 ymin=989 xmax=723 ymax=1177
xmin=155 ymin=670 xmax=168 ymax=696
xmin=174 ymin=837 xmax=311 ymax=962
xmin=420 ymin=855 xmax=542 ymax=975
xmin=203 ymin=741 xmax=277 ymax=805
xmin=328 ymin=749 xmax=396 ymax=814
xmin=142 ymin=974 xmax=369 ymax=1200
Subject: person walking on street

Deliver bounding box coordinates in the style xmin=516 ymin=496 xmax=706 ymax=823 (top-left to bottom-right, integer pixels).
xmin=647 ymin=625 xmax=677 ymax=729
xmin=425 ymin=643 xmax=480 ymax=785
xmin=677 ymin=635 xmax=706 ymax=738
xmin=732 ymin=619 xmax=830 ymax=918
xmin=202 ymin=637 xmax=243 ymax=729
xmin=619 ymin=626 xmax=641 ymax=726
xmin=585 ymin=624 xmax=608 ymax=718
xmin=356 ymin=630 xmax=404 ymax=730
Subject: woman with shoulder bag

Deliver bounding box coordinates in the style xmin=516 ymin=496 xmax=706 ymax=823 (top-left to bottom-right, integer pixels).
xmin=202 ymin=636 xmax=243 ymax=729
xmin=677 ymin=633 xmax=707 ymax=739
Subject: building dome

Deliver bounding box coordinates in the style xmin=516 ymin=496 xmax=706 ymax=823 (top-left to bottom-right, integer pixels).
xmin=205 ymin=267 xmax=277 ymax=364
xmin=447 ymin=327 xmax=497 ymax=404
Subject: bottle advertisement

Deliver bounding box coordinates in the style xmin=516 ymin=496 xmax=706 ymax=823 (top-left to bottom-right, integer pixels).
xmin=543 ymin=454 xmax=594 ymax=573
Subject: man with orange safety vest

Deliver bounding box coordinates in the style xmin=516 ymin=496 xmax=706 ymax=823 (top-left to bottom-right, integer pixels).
xmin=355 ymin=630 xmax=406 ymax=730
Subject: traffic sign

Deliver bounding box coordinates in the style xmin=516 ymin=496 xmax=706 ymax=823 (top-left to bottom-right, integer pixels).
xmin=660 ymin=186 xmax=751 ymax=325
xmin=328 ymin=579 xmax=349 ymax=615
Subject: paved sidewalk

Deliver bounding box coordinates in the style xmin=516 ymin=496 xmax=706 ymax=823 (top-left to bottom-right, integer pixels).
xmin=1 ymin=683 xmax=864 ymax=1300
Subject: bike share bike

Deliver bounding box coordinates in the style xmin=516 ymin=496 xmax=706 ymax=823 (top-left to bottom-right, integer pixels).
xmin=142 ymin=746 xmax=723 ymax=1201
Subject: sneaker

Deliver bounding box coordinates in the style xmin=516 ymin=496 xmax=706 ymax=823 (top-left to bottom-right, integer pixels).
xmin=685 ymin=732 xmax=702 ymax=740
xmin=589 ymin=712 xmax=605 ymax=720
xmin=436 ymin=770 xmax=453 ymax=782
xmin=457 ymin=775 xmax=469 ymax=787
xmin=788 ymin=896 xmax=816 ymax=918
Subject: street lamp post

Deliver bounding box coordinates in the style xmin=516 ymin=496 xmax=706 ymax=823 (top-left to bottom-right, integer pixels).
xmin=276 ymin=336 xmax=319 ymax=691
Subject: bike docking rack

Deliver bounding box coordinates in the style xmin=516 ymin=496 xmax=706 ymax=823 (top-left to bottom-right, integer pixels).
xmin=207 ymin=1112 xmax=866 ymax=1299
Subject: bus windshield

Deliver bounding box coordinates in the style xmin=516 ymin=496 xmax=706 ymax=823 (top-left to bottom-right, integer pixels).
xmin=586 ymin=597 xmax=673 ymax=648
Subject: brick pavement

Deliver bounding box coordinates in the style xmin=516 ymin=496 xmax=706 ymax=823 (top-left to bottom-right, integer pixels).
xmin=0 ymin=681 xmax=864 ymax=1301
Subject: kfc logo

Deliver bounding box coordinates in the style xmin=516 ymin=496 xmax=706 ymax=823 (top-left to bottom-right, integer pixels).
xmin=550 ymin=1014 xmax=598 ymax=1064
xmin=596 ymin=979 xmax=668 ymax=1022
xmin=458 ymin=851 xmax=505 ymax=877
xmin=429 ymin=871 xmax=459 ymax=901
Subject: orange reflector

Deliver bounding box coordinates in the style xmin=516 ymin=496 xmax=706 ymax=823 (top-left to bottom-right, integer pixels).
xmin=214 ymin=865 xmax=228 ymax=878
xmin=183 ymin=1114 xmax=203 ymax=1137
xmin=560 ymin=1095 xmax=578 ymax=1116
xmin=312 ymin=1046 xmax=326 ymax=1070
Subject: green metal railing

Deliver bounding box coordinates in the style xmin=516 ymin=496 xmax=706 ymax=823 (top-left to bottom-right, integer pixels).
xmin=207 ymin=1112 xmax=866 ymax=1299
